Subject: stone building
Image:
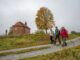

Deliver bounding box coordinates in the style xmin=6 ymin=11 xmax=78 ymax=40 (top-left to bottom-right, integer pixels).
xmin=9 ymin=21 xmax=30 ymax=36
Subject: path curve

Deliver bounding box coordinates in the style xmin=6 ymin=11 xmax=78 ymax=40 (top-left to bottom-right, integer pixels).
xmin=0 ymin=37 xmax=80 ymax=60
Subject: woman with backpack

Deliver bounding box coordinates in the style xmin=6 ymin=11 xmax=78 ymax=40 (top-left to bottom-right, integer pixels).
xmin=49 ymin=30 xmax=55 ymax=44
xmin=60 ymin=27 xmax=68 ymax=46
xmin=49 ymin=32 xmax=53 ymax=44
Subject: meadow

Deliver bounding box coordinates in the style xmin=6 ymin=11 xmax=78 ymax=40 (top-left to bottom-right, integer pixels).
xmin=0 ymin=33 xmax=80 ymax=51
xmin=0 ymin=34 xmax=49 ymax=50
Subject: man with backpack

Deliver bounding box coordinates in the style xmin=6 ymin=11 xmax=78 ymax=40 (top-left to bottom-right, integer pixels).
xmin=54 ymin=26 xmax=61 ymax=45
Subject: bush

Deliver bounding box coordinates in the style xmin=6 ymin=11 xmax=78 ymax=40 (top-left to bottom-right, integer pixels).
xmin=71 ymin=31 xmax=78 ymax=34
xmin=35 ymin=30 xmax=45 ymax=35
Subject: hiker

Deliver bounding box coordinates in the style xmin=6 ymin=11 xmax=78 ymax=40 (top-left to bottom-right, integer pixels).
xmin=54 ymin=26 xmax=61 ymax=45
xmin=49 ymin=32 xmax=54 ymax=44
xmin=60 ymin=27 xmax=68 ymax=46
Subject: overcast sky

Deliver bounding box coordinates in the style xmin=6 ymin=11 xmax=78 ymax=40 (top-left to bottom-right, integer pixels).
xmin=0 ymin=0 xmax=80 ymax=35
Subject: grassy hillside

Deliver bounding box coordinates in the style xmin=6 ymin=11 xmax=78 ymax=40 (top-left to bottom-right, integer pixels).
xmin=68 ymin=33 xmax=80 ymax=39
xmin=21 ymin=45 xmax=80 ymax=60
xmin=0 ymin=34 xmax=49 ymax=50
xmin=0 ymin=34 xmax=79 ymax=50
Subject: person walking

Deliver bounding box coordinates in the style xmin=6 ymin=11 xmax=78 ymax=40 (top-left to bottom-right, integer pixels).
xmin=60 ymin=27 xmax=68 ymax=46
xmin=49 ymin=32 xmax=54 ymax=44
xmin=54 ymin=26 xmax=61 ymax=45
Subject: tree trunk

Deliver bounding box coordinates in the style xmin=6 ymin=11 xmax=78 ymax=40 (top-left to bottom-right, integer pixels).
xmin=50 ymin=28 xmax=53 ymax=34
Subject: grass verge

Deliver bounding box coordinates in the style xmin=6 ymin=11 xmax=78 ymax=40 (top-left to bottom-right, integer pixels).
xmin=20 ymin=45 xmax=80 ymax=60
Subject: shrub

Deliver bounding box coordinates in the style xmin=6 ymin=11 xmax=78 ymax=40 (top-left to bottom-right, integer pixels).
xmin=35 ymin=30 xmax=45 ymax=35
xmin=71 ymin=31 xmax=78 ymax=34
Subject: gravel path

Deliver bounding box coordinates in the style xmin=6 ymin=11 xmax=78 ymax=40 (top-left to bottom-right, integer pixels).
xmin=0 ymin=37 xmax=80 ymax=60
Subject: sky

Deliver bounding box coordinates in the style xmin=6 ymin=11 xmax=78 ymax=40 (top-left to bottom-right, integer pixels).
xmin=0 ymin=0 xmax=80 ymax=35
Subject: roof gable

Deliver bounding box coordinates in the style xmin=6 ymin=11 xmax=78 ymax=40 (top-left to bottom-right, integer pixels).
xmin=13 ymin=21 xmax=30 ymax=29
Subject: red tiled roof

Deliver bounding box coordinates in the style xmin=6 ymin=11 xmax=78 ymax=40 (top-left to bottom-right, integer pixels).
xmin=13 ymin=21 xmax=30 ymax=29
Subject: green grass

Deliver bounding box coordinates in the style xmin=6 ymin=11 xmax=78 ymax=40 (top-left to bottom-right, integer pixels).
xmin=0 ymin=34 xmax=50 ymax=51
xmin=0 ymin=34 xmax=79 ymax=51
xmin=20 ymin=45 xmax=80 ymax=60
xmin=0 ymin=46 xmax=50 ymax=56
xmin=68 ymin=34 xmax=80 ymax=40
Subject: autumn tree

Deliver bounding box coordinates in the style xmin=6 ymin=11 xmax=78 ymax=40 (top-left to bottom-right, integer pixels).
xmin=35 ymin=7 xmax=55 ymax=34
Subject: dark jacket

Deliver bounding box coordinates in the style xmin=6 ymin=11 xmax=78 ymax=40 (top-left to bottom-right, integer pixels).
xmin=55 ymin=28 xmax=60 ymax=37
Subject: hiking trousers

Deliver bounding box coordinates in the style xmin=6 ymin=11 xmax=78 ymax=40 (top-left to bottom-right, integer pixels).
xmin=62 ymin=37 xmax=67 ymax=46
xmin=54 ymin=36 xmax=61 ymax=44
